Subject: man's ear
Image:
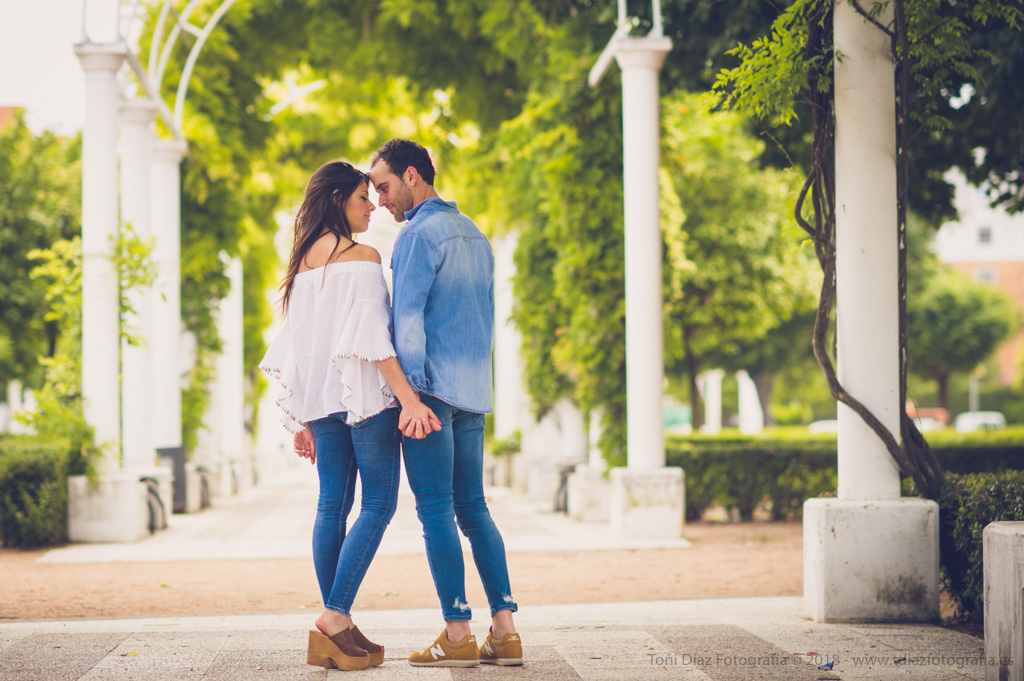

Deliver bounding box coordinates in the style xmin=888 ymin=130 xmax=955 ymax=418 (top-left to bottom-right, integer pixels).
xmin=404 ymin=166 xmax=420 ymax=186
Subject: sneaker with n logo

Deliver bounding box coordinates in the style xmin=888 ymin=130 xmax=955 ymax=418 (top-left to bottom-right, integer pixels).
xmin=408 ymin=630 xmax=479 ymax=667
xmin=479 ymin=627 xmax=523 ymax=666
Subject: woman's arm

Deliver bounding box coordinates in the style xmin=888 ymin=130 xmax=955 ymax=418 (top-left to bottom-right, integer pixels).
xmin=375 ymin=357 xmax=442 ymax=439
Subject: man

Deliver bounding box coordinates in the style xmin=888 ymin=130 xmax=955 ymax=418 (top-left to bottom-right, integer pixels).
xmin=369 ymin=138 xmax=522 ymax=668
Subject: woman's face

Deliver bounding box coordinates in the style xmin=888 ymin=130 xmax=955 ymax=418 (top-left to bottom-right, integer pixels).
xmin=343 ymin=181 xmax=375 ymax=234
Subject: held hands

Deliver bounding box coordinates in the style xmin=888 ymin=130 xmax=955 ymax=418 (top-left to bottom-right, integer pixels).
xmin=293 ymin=429 xmax=316 ymax=464
xmin=399 ymin=400 xmax=443 ymax=440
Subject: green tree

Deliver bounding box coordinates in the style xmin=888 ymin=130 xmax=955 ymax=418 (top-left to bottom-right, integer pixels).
xmin=661 ymin=91 xmax=816 ymax=428
xmin=908 ymin=268 xmax=1018 ymax=412
xmin=0 ymin=112 xmax=81 ymax=390
xmin=712 ymin=0 xmax=1022 ymax=498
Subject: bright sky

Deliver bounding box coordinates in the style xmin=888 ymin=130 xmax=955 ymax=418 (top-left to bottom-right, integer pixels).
xmin=0 ymin=0 xmax=121 ymax=135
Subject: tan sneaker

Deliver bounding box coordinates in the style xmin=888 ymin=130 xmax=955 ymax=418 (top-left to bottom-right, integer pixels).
xmin=408 ymin=629 xmax=480 ymax=667
xmin=479 ymin=627 xmax=523 ymax=666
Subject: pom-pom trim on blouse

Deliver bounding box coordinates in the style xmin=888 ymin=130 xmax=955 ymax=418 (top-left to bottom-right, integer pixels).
xmin=260 ymin=364 xmax=307 ymax=434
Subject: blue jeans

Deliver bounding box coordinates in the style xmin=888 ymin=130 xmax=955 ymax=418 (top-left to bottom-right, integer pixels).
xmin=308 ymin=408 xmax=401 ymax=616
xmin=401 ymin=395 xmax=517 ymax=621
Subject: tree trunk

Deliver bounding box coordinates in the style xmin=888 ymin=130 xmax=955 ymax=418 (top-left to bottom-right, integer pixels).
xmin=683 ymin=325 xmax=703 ymax=429
xmin=936 ymin=374 xmax=950 ymax=414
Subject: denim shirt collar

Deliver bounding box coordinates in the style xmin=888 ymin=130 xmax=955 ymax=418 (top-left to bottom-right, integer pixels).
xmin=404 ymin=197 xmax=458 ymax=222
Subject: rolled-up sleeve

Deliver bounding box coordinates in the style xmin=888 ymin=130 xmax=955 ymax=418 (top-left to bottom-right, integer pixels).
xmin=391 ymin=231 xmax=438 ymax=392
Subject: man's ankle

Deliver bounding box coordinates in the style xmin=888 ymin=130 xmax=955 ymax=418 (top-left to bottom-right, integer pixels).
xmin=446 ymin=624 xmax=472 ymax=644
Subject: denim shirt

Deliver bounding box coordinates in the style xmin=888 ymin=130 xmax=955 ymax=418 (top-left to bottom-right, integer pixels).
xmin=390 ymin=198 xmax=494 ymax=413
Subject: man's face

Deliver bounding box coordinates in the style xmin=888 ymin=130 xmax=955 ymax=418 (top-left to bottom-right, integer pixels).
xmin=369 ymin=162 xmax=415 ymax=223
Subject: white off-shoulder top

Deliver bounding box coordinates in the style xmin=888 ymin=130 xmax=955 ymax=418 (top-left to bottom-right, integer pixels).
xmin=259 ymin=261 xmax=398 ymax=433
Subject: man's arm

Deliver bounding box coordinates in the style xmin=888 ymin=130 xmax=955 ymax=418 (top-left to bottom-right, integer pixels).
xmin=391 ymin=231 xmax=438 ymax=391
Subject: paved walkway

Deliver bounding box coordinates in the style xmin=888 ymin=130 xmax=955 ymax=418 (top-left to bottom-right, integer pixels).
xmin=1 ymin=464 xmax=989 ymax=680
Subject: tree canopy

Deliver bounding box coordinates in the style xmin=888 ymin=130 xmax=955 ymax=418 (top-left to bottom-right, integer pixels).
xmin=0 ymin=112 xmax=81 ymax=391
xmin=908 ymin=267 xmax=1018 ymax=411
xmin=117 ymin=0 xmax=1024 ymax=461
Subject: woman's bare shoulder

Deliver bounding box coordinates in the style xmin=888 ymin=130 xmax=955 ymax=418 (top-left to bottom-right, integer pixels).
xmin=299 ymin=233 xmax=345 ymax=272
xmin=332 ymin=243 xmax=382 ymax=265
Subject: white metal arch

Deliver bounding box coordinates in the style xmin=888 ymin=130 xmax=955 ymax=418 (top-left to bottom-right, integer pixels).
xmin=81 ymin=0 xmax=238 ymax=140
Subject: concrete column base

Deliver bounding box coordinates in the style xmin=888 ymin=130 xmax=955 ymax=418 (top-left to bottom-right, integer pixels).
xmin=567 ymin=465 xmax=611 ymax=523
xmin=203 ymin=462 xmax=241 ymax=500
xmin=133 ymin=466 xmax=173 ymax=531
xmin=483 ymin=453 xmax=514 ymax=487
xmin=526 ymin=458 xmax=562 ymax=506
xmin=182 ymin=463 xmax=209 ymax=513
xmin=983 ymin=522 xmax=1024 ymax=681
xmin=510 ymin=453 xmax=532 ymax=494
xmin=609 ymin=467 xmax=684 ymax=538
xmin=803 ymin=497 xmax=939 ymax=622
xmin=68 ymin=474 xmax=149 ymax=543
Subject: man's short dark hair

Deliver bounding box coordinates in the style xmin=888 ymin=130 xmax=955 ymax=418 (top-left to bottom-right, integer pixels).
xmin=371 ymin=138 xmax=436 ymax=186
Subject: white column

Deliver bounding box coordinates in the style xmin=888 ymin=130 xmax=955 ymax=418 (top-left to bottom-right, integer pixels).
xmin=119 ymin=99 xmax=158 ymax=472
xmin=700 ymin=369 xmax=724 ymax=434
xmin=75 ymin=43 xmax=126 ymax=471
xmin=5 ymin=380 xmax=29 ymax=434
xmin=983 ymin=522 xmax=1024 ymax=681
xmin=69 ymin=43 xmax=149 ymax=543
xmin=587 ymin=408 xmax=605 ymax=471
xmin=492 ymin=233 xmax=525 ymax=442
xmin=803 ymin=1 xmax=938 ymax=622
xmin=214 ymin=255 xmax=246 ymax=497
xmin=150 ymin=139 xmax=188 ymax=454
xmin=737 ymin=370 xmax=764 ymax=435
xmin=616 ymin=36 xmax=671 ymax=471
xmin=834 ymin=1 xmax=901 ymax=501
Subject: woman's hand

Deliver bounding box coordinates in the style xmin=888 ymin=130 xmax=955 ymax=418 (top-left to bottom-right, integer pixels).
xmin=294 ymin=429 xmax=316 ymax=464
xmin=399 ymin=401 xmax=443 ymax=440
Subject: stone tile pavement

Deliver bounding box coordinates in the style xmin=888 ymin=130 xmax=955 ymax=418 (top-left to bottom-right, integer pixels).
xmin=1 ymin=464 xmax=992 ymax=680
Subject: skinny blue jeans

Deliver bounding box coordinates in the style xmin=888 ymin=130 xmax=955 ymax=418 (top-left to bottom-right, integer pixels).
xmin=401 ymin=395 xmax=518 ymax=621
xmin=308 ymin=408 xmax=400 ymax=616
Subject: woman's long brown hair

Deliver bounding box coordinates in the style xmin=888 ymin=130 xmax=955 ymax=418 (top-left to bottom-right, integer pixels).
xmin=280 ymin=160 xmax=369 ymax=312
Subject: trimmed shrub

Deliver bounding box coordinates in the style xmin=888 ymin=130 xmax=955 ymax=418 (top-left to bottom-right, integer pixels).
xmin=668 ymin=428 xmax=1024 ymax=523
xmin=0 ymin=435 xmax=70 ymax=548
xmin=927 ymin=426 xmax=1024 ymax=473
xmin=666 ymin=433 xmax=837 ymax=520
xmin=936 ymin=471 xmax=1024 ymax=618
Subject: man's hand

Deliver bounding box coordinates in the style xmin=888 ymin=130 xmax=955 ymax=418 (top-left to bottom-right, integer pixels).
xmin=399 ymin=402 xmax=443 ymax=440
xmin=294 ymin=429 xmax=316 ymax=464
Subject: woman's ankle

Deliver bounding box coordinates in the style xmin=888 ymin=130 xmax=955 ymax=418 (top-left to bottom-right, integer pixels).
xmin=315 ymin=609 xmax=353 ymax=636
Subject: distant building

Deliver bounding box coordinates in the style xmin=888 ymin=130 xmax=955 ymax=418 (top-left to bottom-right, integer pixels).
xmin=933 ymin=169 xmax=1024 ymax=385
xmin=0 ymin=106 xmax=25 ymax=128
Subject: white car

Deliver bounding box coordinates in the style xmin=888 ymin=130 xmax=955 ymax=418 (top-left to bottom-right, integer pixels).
xmin=808 ymin=419 xmax=839 ymax=434
xmin=953 ymin=411 xmax=1006 ymax=433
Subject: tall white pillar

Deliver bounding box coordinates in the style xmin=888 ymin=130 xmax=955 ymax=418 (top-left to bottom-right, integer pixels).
xmin=492 ymin=233 xmax=525 ymax=442
xmin=69 ymin=43 xmax=149 ymax=543
xmin=607 ymin=36 xmax=683 ymax=539
xmin=119 ymin=99 xmax=158 ymax=472
xmin=700 ymin=369 xmax=724 ymax=434
xmin=5 ymin=380 xmax=27 ymax=435
xmin=618 ymin=37 xmax=670 ymax=471
xmin=150 ymin=139 xmax=187 ymax=455
xmin=213 ymin=255 xmax=246 ymax=498
xmin=567 ymin=407 xmax=612 ymax=523
xmin=737 ymin=370 xmax=764 ymax=435
xmin=75 ymin=43 xmax=126 ymax=470
xmin=803 ymin=1 xmax=938 ymax=622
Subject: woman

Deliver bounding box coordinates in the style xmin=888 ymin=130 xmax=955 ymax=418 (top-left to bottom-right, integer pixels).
xmin=260 ymin=160 xmax=439 ymax=671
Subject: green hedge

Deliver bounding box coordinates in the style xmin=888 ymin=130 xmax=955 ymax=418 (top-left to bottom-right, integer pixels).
xmin=937 ymin=472 xmax=1024 ymax=618
xmin=666 ymin=433 xmax=838 ymax=520
xmin=925 ymin=427 xmax=1024 ymax=473
xmin=667 ymin=427 xmax=1024 ymax=521
xmin=0 ymin=435 xmax=70 ymax=548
